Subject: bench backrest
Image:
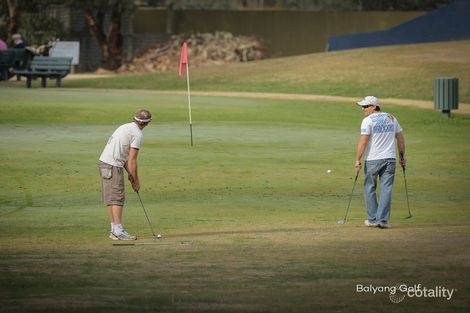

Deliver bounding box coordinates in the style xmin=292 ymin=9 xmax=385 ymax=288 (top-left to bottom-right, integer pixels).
xmin=11 ymin=49 xmax=25 ymax=61
xmin=31 ymin=56 xmax=73 ymax=72
xmin=0 ymin=49 xmax=32 ymax=68
xmin=0 ymin=50 xmax=15 ymax=66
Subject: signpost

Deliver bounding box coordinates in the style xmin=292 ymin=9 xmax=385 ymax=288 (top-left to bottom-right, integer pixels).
xmin=49 ymin=41 xmax=80 ymax=71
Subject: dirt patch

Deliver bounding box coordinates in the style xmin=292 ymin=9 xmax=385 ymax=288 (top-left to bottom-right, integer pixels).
xmin=189 ymin=91 xmax=470 ymax=114
xmin=67 ymin=73 xmax=116 ymax=80
xmin=59 ymin=88 xmax=470 ymax=115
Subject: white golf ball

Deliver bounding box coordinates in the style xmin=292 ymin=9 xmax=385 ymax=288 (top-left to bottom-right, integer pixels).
xmin=157 ymin=234 xmax=162 ymax=239
xmin=327 ymin=170 xmax=332 ymax=174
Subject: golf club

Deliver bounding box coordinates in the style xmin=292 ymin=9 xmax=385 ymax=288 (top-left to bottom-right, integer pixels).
xmin=400 ymin=153 xmax=412 ymax=219
xmin=401 ymin=165 xmax=412 ymax=219
xmin=136 ymin=191 xmax=162 ymax=239
xmin=113 ymin=240 xmax=193 ymax=247
xmin=113 ymin=242 xmax=163 ymax=246
xmin=337 ymin=171 xmax=360 ymax=225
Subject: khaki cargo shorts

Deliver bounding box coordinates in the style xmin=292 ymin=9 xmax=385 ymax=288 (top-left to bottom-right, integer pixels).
xmin=99 ymin=161 xmax=125 ymax=205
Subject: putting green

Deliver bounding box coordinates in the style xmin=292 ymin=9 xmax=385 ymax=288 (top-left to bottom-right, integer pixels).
xmin=0 ymin=88 xmax=469 ymax=312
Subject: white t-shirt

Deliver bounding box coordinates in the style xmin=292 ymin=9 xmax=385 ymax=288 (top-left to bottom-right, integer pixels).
xmin=360 ymin=112 xmax=403 ymax=161
xmin=99 ymin=122 xmax=143 ymax=167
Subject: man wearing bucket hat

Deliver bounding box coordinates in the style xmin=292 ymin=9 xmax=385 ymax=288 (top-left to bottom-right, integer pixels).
xmin=354 ymin=96 xmax=406 ymax=229
xmin=99 ymin=109 xmax=153 ymax=240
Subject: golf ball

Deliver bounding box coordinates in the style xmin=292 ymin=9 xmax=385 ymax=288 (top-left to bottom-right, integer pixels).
xmin=327 ymin=170 xmax=332 ymax=173
xmin=157 ymin=234 xmax=162 ymax=239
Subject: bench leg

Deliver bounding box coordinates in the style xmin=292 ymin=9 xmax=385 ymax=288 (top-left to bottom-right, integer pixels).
xmin=56 ymin=78 xmax=62 ymax=88
xmin=26 ymin=77 xmax=32 ymax=88
xmin=41 ymin=77 xmax=47 ymax=88
xmin=16 ymin=74 xmax=21 ymax=81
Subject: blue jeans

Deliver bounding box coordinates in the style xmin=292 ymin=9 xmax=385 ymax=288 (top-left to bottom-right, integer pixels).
xmin=363 ymin=159 xmax=396 ymax=223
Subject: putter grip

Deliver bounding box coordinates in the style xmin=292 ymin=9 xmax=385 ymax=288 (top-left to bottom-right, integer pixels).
xmin=399 ymin=152 xmax=406 ymax=170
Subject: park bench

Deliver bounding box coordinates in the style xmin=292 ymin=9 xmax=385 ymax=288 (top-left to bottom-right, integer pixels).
xmin=0 ymin=49 xmax=32 ymax=81
xmin=15 ymin=56 xmax=73 ymax=88
xmin=0 ymin=50 xmax=15 ymax=80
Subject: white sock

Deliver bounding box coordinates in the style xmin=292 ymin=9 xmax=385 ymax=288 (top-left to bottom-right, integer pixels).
xmin=114 ymin=224 xmax=123 ymax=234
xmin=110 ymin=223 xmax=114 ymax=233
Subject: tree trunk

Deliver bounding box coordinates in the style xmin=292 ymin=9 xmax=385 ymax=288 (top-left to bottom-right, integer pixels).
xmin=106 ymin=2 xmax=123 ymax=70
xmin=83 ymin=1 xmax=123 ymax=71
xmin=357 ymin=0 xmax=363 ymax=11
xmin=6 ymin=0 xmax=19 ymax=38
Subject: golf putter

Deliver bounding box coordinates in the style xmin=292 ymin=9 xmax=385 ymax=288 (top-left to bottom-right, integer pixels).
xmin=136 ymin=191 xmax=162 ymax=239
xmin=400 ymin=158 xmax=412 ymax=219
xmin=337 ymin=171 xmax=360 ymax=225
xmin=113 ymin=241 xmax=193 ymax=247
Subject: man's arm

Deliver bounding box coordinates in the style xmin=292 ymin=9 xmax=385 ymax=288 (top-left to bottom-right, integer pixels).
xmin=396 ymin=132 xmax=406 ymax=167
xmin=126 ymin=148 xmax=140 ymax=192
xmin=355 ymin=135 xmax=369 ymax=172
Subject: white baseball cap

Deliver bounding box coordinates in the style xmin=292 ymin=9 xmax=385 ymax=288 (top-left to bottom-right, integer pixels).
xmin=357 ymin=96 xmax=380 ymax=107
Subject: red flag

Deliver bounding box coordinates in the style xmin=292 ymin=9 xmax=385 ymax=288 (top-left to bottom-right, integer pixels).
xmin=179 ymin=42 xmax=188 ymax=77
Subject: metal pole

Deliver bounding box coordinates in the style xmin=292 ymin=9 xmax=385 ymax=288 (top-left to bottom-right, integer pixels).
xmin=186 ymin=62 xmax=193 ymax=146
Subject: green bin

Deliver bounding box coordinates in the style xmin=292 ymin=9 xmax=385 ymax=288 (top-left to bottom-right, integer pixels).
xmin=434 ymin=77 xmax=459 ymax=117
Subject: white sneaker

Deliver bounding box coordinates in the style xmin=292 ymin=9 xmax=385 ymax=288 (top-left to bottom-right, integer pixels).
xmin=109 ymin=232 xmax=119 ymax=240
xmin=378 ymin=222 xmax=392 ymax=229
xmin=364 ymin=220 xmax=378 ymax=227
xmin=115 ymin=230 xmax=137 ymax=240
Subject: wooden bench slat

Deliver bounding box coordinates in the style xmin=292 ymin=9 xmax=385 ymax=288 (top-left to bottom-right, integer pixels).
xmin=32 ymin=61 xmax=72 ymax=66
xmin=14 ymin=56 xmax=73 ymax=88
xmin=32 ymin=66 xmax=71 ymax=71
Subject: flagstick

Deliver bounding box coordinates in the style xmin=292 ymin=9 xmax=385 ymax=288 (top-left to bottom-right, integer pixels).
xmin=185 ymin=62 xmax=193 ymax=146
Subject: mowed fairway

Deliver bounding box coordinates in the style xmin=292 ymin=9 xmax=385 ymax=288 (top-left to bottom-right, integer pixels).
xmin=0 ymin=88 xmax=469 ymax=313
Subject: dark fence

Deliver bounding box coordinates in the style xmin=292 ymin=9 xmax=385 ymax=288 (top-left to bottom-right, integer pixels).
xmin=50 ymin=7 xmax=424 ymax=70
xmin=134 ymin=9 xmax=422 ymax=57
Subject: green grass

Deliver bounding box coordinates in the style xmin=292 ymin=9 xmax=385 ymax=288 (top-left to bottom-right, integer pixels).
xmin=1 ymin=88 xmax=469 ymax=312
xmin=6 ymin=40 xmax=468 ymax=103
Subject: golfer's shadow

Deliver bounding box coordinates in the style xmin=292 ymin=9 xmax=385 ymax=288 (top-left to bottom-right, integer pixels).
xmin=172 ymin=226 xmax=322 ymax=238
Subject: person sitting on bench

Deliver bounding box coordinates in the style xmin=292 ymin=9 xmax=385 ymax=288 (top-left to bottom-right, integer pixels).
xmin=12 ymin=34 xmax=26 ymax=49
xmin=0 ymin=38 xmax=7 ymax=50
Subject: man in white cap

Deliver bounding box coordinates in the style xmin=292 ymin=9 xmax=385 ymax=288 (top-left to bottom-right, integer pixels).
xmin=99 ymin=109 xmax=153 ymax=240
xmin=354 ymin=96 xmax=406 ymax=229
xmin=12 ymin=33 xmax=26 ymax=49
